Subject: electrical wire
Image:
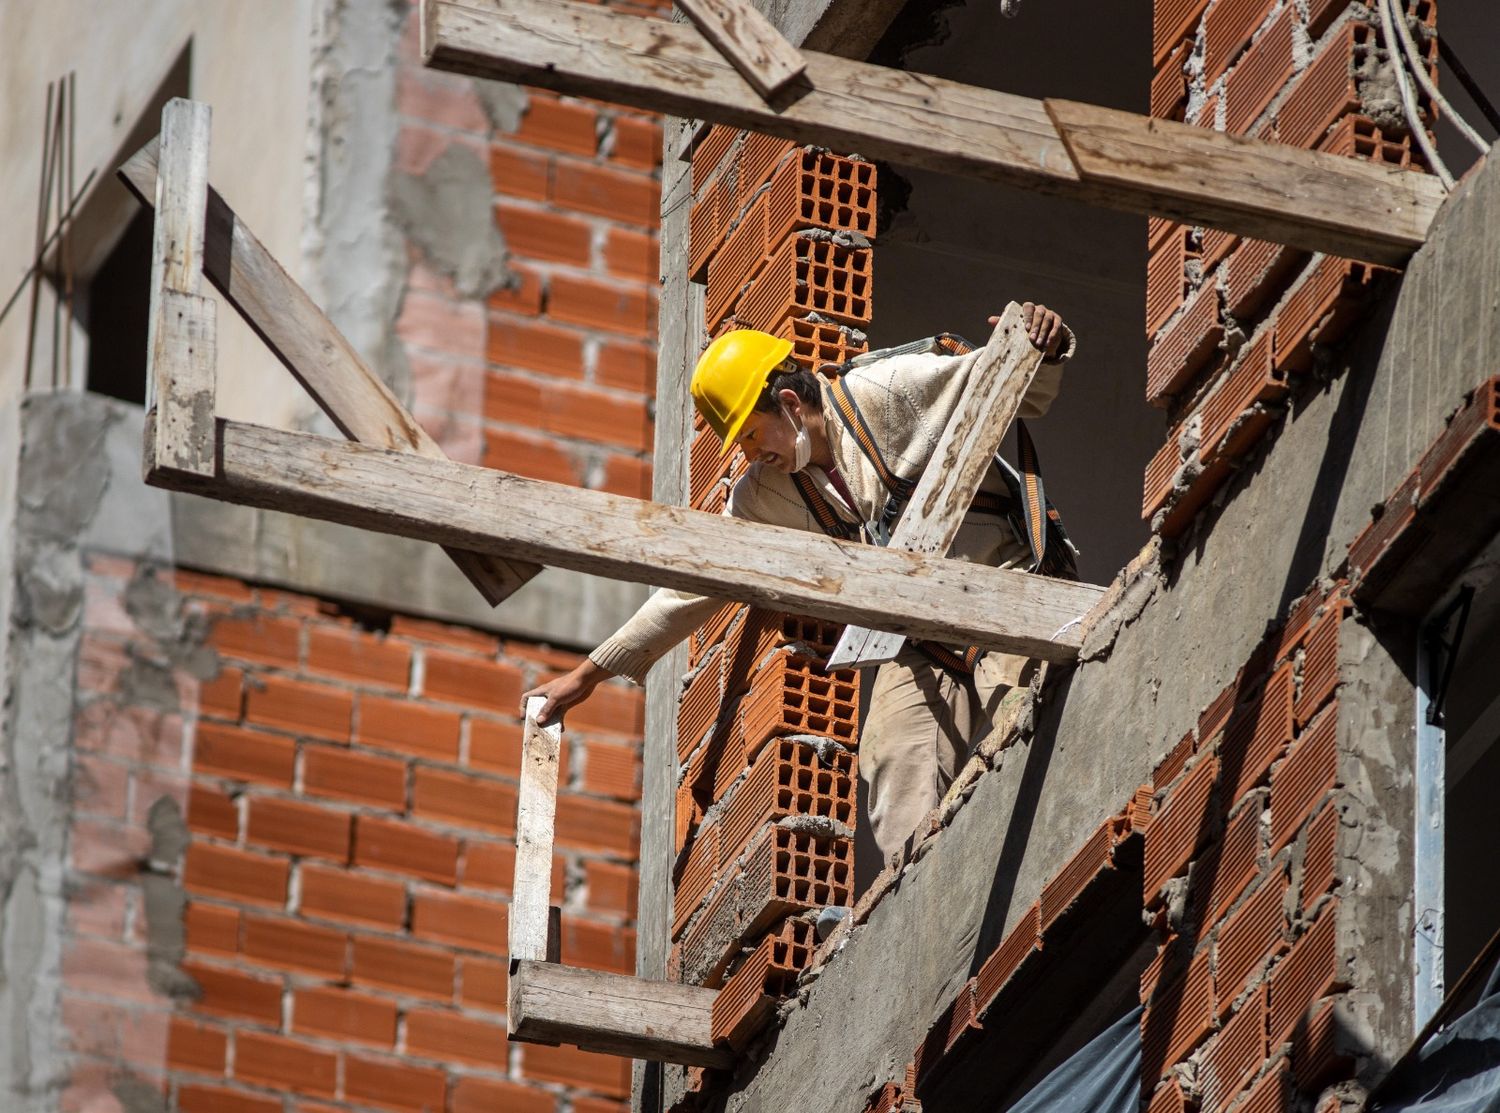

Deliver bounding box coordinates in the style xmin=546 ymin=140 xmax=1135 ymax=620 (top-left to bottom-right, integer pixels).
xmin=1378 ymin=0 xmax=1454 ymax=189
xmin=1384 ymin=0 xmax=1491 ymax=156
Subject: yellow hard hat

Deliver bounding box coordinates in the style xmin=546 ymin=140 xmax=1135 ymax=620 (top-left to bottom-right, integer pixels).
xmin=691 ymin=329 xmax=795 ymax=454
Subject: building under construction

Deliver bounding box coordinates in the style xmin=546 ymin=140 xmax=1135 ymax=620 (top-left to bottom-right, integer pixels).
xmin=2 ymin=1 xmax=1499 ymax=1112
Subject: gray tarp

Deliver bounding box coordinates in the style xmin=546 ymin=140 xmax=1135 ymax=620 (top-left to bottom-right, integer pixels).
xmin=1372 ymin=992 xmax=1500 ymax=1113
xmin=1004 ymin=1006 xmax=1143 ymax=1113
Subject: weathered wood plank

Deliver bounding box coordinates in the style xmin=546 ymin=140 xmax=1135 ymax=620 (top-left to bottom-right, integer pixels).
xmin=149 ymin=420 xmax=1106 ymax=661
xmin=146 ymin=100 xmax=217 ymax=478
xmin=119 ymin=139 xmax=539 ymax=605
xmin=510 ymin=695 xmax=563 ymax=966
xmin=508 ymin=961 xmax=732 ymax=1068
xmin=1044 ymin=99 xmax=1444 ymax=267
xmin=827 ymin=303 xmax=1044 ymax=669
xmin=675 ymin=0 xmax=806 ymax=102
xmin=147 ymin=291 xmax=218 ymax=481
xmin=421 ymin=0 xmax=1443 ymax=263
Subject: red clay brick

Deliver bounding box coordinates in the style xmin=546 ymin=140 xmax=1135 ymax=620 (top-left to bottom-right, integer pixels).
xmin=513 ymin=96 xmax=598 ymax=157
xmin=245 ymin=676 xmax=353 ymax=742
xmin=412 ymin=891 xmax=507 ymax=954
xmin=302 ymin=745 xmax=407 ymax=810
xmin=562 ymin=678 xmax=646 ymax=737
xmin=344 ymin=1053 xmax=448 ymax=1112
xmin=1292 ymin=996 xmax=1352 ymax=1093
xmin=1216 ymin=870 xmax=1290 ymax=1010
xmin=1144 ymin=754 xmax=1218 ymax=903
xmin=481 ymin=427 xmax=581 ymax=486
xmin=596 ymin=340 xmax=654 ymax=392
xmin=486 ymin=316 xmax=587 ymax=379
xmin=1301 ymin=801 xmax=1339 ymax=914
xmin=422 ymin=649 xmax=523 ymax=712
xmin=388 ymin=616 xmax=499 ymax=655
xmin=468 ymin=716 xmax=525 ymax=776
xmin=491 ymin=141 xmax=550 ymax=201
xmin=299 ymin=863 xmax=406 ymax=929
xmin=305 ymin=626 xmax=411 ymax=690
xmin=411 ymin=767 xmax=517 ymax=834
xmin=200 ymin=666 xmax=244 ymax=719
xmin=561 ymin=916 xmax=635 ymax=974
xmin=1235 ymin=1061 xmax=1291 ymax=1113
xmin=351 ymin=935 xmax=456 ymax=1000
xmin=1200 ymin=986 xmax=1267 ymax=1113
xmin=193 ymin=723 xmax=296 ymax=787
xmin=523 ymin=1042 xmax=632 ymax=1099
xmin=453 ymin=1079 xmax=556 ymax=1113
xmin=184 ymin=844 xmax=288 ymax=907
xmin=1268 ymin=899 xmax=1343 ymax=1047
xmin=211 ymin=613 xmax=301 ymax=668
xmin=459 ymin=955 xmax=508 ymax=1012
xmin=1270 ymin=704 xmax=1337 ymax=853
xmin=395 ymin=71 xmax=487 ymax=132
xmin=178 ymin=1085 xmax=282 ymax=1113
xmin=235 ymin=1030 xmax=338 ymax=1097
xmin=1224 ymin=8 xmax=1295 ymax=135
xmin=185 ymin=902 xmax=240 ymax=955
xmin=1141 ymin=949 xmax=1214 ymax=1081
xmin=1203 ymin=0 xmax=1278 ymax=83
xmin=553 ymin=160 xmax=660 ymax=227
xmin=355 ymin=815 xmax=461 ymax=884
xmin=586 ymin=860 xmax=639 ymax=916
xmin=180 ymin=961 xmax=282 ymax=1025
xmin=357 ymin=696 xmax=460 ymax=761
xmin=293 ymin=986 xmax=398 ymax=1047
xmin=556 ymin=793 xmax=640 ymax=856
xmin=550 ymin=274 xmax=655 ymax=338
xmin=166 ymin=1016 xmax=227 ymax=1074
xmin=173 ymin=567 xmax=254 ymax=602
xmin=602 ymin=453 xmax=652 ymax=499
xmin=186 ymin=784 xmax=239 ymax=840
xmin=495 ymin=203 xmax=593 ymax=266
xmin=246 ymin=797 xmax=351 ymax=862
xmin=1192 ymin=795 xmax=1264 ymax=929
xmin=583 ymin=738 xmax=642 ymax=800
xmin=405 ymin=1007 xmax=508 ymax=1065
xmin=609 ymin=116 xmax=662 ymax=170
xmin=604 ymin=226 xmax=658 ymax=282
xmin=242 ymin=914 xmax=348 ymax=977
xmin=1154 ymin=0 xmax=1212 ymax=65
xmin=486 ymin=263 xmax=544 ymax=316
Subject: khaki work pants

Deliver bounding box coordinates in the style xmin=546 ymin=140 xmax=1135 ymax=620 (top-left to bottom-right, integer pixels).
xmin=859 ymin=646 xmax=1027 ymax=865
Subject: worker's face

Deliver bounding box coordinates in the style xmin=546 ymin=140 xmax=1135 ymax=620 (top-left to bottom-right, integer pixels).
xmin=735 ymin=392 xmax=803 ymax=473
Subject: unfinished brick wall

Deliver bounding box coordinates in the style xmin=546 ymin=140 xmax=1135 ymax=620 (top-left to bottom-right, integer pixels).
xmin=396 ymin=1 xmax=666 ymax=500
xmin=668 ymin=127 xmax=876 ymax=1086
xmin=1144 ymin=0 xmax=1438 ymax=537
xmin=62 ymin=556 xmax=643 ymax=1112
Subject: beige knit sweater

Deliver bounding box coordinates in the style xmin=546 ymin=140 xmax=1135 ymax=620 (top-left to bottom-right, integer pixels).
xmin=589 ymin=336 xmax=1071 ymax=685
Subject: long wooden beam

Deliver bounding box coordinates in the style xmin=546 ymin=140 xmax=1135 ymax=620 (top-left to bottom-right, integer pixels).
xmin=828 ymin=305 xmax=1043 ymax=669
xmin=509 ymin=961 xmax=732 ymax=1068
xmin=118 ymin=139 xmax=540 ymax=607
xmin=421 ymin=0 xmax=1444 ymax=265
xmin=146 ymin=419 xmax=1105 ymax=661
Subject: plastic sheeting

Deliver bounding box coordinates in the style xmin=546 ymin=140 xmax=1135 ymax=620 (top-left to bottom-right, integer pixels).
xmin=1004 ymin=1005 xmax=1143 ymax=1113
xmin=1372 ymin=991 xmax=1500 ymax=1113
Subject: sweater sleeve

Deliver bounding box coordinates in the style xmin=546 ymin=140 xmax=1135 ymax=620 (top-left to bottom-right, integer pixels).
xmin=588 ymin=587 xmax=724 ymax=686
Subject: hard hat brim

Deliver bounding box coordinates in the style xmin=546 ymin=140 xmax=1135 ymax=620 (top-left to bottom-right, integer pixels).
xmin=716 ymin=338 xmax=793 ymax=456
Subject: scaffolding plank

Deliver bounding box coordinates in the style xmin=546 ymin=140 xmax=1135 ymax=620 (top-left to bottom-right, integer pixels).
xmin=149 ymin=420 xmax=1106 ymax=661
xmin=421 ymin=0 xmax=1443 ymax=264
xmin=828 ymin=303 xmax=1044 ymax=669
xmin=510 ymin=696 xmax=563 ymax=966
xmin=118 ymin=138 xmax=538 ymax=607
xmin=509 ymin=960 xmax=732 ymax=1067
xmin=676 ymin=0 xmax=806 ymax=102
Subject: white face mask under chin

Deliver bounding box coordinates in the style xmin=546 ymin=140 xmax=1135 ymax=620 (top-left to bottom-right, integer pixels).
xmin=783 ymin=405 xmax=812 ymax=472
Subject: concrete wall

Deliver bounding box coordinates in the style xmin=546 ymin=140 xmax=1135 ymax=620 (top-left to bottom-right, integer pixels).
xmin=708 ymin=128 xmax=1500 ymax=1113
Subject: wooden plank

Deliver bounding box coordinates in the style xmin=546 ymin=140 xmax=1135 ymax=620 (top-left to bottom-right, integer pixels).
xmin=118 ymin=139 xmax=539 ymax=606
xmin=508 ymin=961 xmax=732 ymax=1068
xmin=146 ymin=291 xmax=218 ymax=481
xmin=146 ymin=99 xmax=217 ymax=479
xmin=421 ymin=0 xmax=1444 ymax=264
xmin=827 ymin=303 xmax=1044 ymax=669
xmin=1044 ymin=98 xmax=1443 ymax=267
xmin=675 ymin=0 xmax=806 ymax=102
xmin=148 ymin=420 xmax=1106 ymax=661
xmin=509 ymin=695 xmax=563 ymax=966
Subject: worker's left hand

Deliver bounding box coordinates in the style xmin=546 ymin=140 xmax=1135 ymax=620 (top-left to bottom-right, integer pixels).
xmin=992 ymin=303 xmax=1066 ymax=360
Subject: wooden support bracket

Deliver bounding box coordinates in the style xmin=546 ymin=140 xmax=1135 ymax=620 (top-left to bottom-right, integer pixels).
xmin=675 ymin=0 xmax=807 ymax=102
xmin=827 ymin=303 xmax=1045 ymax=669
xmin=145 ymin=99 xmax=217 ymax=480
xmin=119 ymin=134 xmax=539 ymax=607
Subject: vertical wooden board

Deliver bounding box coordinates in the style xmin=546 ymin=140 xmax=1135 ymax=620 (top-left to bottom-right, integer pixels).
xmin=148 ymin=290 xmax=218 ymax=479
xmin=151 ymin=98 xmax=211 ymax=296
xmin=510 ymin=696 xmax=563 ymax=965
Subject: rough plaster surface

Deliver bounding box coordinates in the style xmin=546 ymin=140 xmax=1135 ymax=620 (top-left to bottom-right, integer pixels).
xmin=709 ymin=145 xmax=1500 ymax=1113
xmin=391 ymin=143 xmax=509 ymax=300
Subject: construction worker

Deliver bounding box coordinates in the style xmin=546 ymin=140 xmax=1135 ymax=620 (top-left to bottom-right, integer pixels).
xmin=524 ymin=303 xmax=1074 ymax=865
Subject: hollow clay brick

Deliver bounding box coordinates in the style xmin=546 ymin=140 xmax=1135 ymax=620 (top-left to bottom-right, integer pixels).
xmin=1149 ymin=1080 xmax=1188 ymax=1113
xmin=1153 ymin=44 xmax=1189 ymax=121
xmin=1226 ymin=239 xmax=1308 ymax=321
xmin=1200 ymin=328 xmax=1284 ymax=463
xmin=1143 ymin=425 xmax=1188 ymax=521
xmin=1147 ymin=280 xmax=1223 ymax=405
xmin=1144 ymin=754 xmax=1219 ymax=904
xmin=1270 ymin=704 xmax=1337 ymax=853
xmin=976 ymin=902 xmax=1041 ymax=1011
xmin=1268 ymin=899 xmax=1344 ymax=1047
xmin=764 ymin=149 xmax=877 ymax=247
xmin=1191 ymin=792 xmax=1265 ymax=930
xmin=1224 ymin=8 xmax=1296 ymax=135
xmin=1155 ymin=0 xmax=1213 ymax=66
xmin=1292 ymin=996 xmax=1352 ymax=1093
xmin=1219 ymin=664 xmax=1293 ymax=809
xmin=737 ymin=132 xmax=799 ymax=206
xmin=678 ymin=660 xmax=727 ymax=762
xmin=1275 ymin=258 xmax=1377 ymax=376
xmin=1141 ymin=949 xmax=1214 ymax=1084
xmin=1200 ymin=986 xmax=1268 ymax=1113
xmin=710 ymin=918 xmax=815 ymax=1048
xmin=737 ymin=649 xmax=859 ymax=762
xmin=1203 ymin=0 xmax=1279 ymax=85
xmin=774 ymin=315 xmax=869 ymax=372
xmin=1300 ymin=801 xmax=1339 ymax=915
xmin=692 ymin=124 xmax=738 ymax=192
xmin=1147 ymin=226 xmax=1193 ymax=340
xmin=1215 ymin=869 xmax=1290 ymax=1010
xmin=733 ymin=235 xmax=872 ymax=332
xmin=706 ymin=194 xmax=771 ymax=328
xmin=673 ymin=823 xmax=721 ymax=941
xmin=1154 ymin=732 xmax=1196 ymax=790
xmin=1277 ymin=22 xmax=1370 ymax=149
xmin=1041 ymin=819 xmax=1116 ymax=933
xmin=720 ymin=737 xmax=856 ymax=864
xmin=1294 ymin=601 xmax=1348 ymax=725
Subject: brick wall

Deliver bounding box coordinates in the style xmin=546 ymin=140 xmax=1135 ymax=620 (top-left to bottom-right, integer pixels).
xmin=1143 ymin=0 xmax=1438 ymax=538
xmin=665 ymin=128 xmax=876 ymax=1099
xmin=63 ymin=555 xmax=644 ymax=1111
xmin=395 ymin=0 xmax=666 ymax=501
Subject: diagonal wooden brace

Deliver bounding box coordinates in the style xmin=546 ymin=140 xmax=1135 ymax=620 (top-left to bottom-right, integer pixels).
xmin=674 ymin=0 xmax=806 ymax=102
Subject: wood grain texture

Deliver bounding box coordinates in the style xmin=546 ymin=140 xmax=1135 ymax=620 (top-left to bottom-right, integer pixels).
xmin=119 ymin=138 xmax=538 ymax=605
xmin=510 ymin=696 xmax=563 ymax=965
xmin=1045 ymin=98 xmax=1445 ymax=266
xmin=149 ymin=420 xmax=1104 ymax=661
xmin=422 ymin=0 xmax=1441 ymax=263
xmin=509 ymin=961 xmax=732 ymax=1068
xmin=151 ymin=99 xmax=210 ymax=297
xmin=828 ymin=304 xmax=1045 ymax=669
xmin=676 ymin=0 xmax=806 ymax=101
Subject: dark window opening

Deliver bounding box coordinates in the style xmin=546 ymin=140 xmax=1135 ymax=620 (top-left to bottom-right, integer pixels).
xmin=81 ymin=206 xmax=153 ymax=405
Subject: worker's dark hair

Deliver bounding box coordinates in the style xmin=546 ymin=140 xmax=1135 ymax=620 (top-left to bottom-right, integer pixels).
xmin=753 ymin=358 xmax=821 ymax=413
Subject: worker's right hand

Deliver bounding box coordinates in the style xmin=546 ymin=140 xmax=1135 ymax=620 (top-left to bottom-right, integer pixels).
xmin=520 ymin=659 xmax=615 ymax=726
